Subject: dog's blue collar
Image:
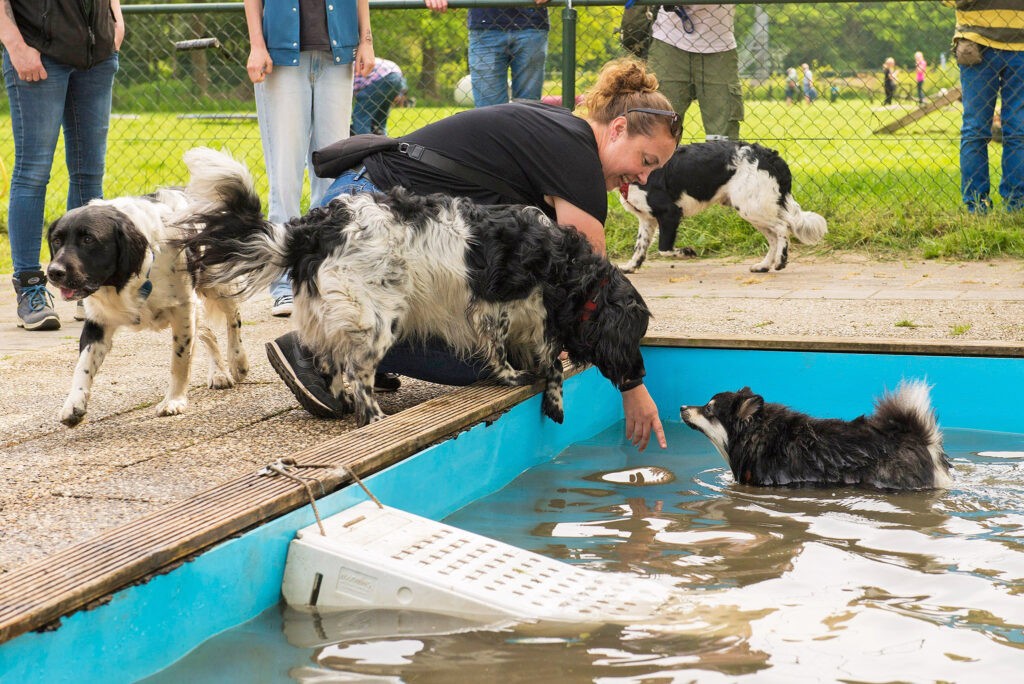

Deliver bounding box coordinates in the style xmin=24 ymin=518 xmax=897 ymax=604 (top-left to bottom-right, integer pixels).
xmin=139 ymin=248 xmax=156 ymax=300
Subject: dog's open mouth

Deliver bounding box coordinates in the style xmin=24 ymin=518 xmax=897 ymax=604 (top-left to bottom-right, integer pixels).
xmin=57 ymin=286 xmax=93 ymax=301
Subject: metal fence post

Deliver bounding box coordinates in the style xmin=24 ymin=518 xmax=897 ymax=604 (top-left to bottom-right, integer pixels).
xmin=562 ymin=0 xmax=577 ymax=110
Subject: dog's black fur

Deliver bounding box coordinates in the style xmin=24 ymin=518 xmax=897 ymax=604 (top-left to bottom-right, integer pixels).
xmin=618 ymin=140 xmax=827 ymax=273
xmin=680 ymin=381 xmax=952 ymax=490
xmin=179 ymin=170 xmax=651 ymax=426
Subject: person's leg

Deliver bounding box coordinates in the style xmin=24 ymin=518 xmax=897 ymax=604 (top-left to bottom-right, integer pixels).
xmin=63 ymin=53 xmax=118 ymax=211
xmin=255 ymin=55 xmax=314 ymax=307
xmin=695 ymin=50 xmax=743 ymax=141
xmin=309 ymin=53 xmax=352 ymax=209
xmin=367 ymin=71 xmax=406 ymax=134
xmin=647 ymin=40 xmax=694 ymax=132
xmin=998 ymin=48 xmax=1024 ymax=211
xmin=469 ymin=29 xmax=512 ymax=107
xmin=508 ymin=29 xmax=547 ymax=101
xmin=377 ymin=338 xmax=491 ymax=386
xmin=960 ymin=51 xmax=1000 ymax=212
xmin=4 ymin=51 xmax=69 ymax=330
xmin=351 ymin=89 xmax=374 ymax=136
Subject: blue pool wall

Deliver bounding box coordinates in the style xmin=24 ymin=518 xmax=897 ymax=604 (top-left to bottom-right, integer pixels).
xmin=0 ymin=367 xmax=621 ymax=684
xmin=641 ymin=347 xmax=1022 ymax=433
xmin=2 ymin=346 xmax=1021 ymax=682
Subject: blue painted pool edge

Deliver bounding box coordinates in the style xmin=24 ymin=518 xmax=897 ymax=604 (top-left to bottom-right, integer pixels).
xmin=3 ymin=345 xmax=1022 ymax=682
xmin=0 ymin=367 xmax=620 ymax=684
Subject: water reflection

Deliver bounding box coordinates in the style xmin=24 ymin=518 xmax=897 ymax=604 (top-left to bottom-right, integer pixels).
xmin=148 ymin=424 xmax=1024 ymax=682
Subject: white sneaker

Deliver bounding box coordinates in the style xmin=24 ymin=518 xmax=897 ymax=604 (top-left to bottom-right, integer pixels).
xmin=271 ymin=294 xmax=293 ymax=317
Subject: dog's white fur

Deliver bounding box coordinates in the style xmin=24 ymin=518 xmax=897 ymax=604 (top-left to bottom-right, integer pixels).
xmin=48 ymin=168 xmax=249 ymax=426
xmin=619 ymin=144 xmax=828 ymax=273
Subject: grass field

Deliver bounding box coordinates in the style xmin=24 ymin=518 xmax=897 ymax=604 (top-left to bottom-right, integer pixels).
xmin=1 ymin=97 xmax=1020 ymax=274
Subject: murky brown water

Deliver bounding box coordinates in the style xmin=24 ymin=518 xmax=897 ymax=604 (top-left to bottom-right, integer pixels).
xmin=149 ymin=423 xmax=1024 ymax=682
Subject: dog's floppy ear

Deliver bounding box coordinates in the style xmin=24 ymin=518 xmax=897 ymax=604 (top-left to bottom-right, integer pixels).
xmin=737 ymin=394 xmax=763 ymax=421
xmin=108 ymin=212 xmax=150 ymax=291
xmin=45 ymin=217 xmax=63 ymax=257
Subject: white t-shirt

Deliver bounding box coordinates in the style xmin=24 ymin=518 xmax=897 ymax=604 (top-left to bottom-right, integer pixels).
xmin=651 ymin=5 xmax=736 ymax=54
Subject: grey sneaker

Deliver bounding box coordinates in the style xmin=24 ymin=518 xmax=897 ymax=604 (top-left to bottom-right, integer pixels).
xmin=271 ymin=293 xmax=293 ymax=317
xmin=13 ymin=271 xmax=61 ymax=331
xmin=74 ymin=300 xmax=86 ymax=321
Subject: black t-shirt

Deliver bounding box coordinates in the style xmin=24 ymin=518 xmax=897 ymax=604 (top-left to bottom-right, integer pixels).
xmin=363 ymin=101 xmax=608 ymax=224
xmin=298 ymin=0 xmax=331 ymax=51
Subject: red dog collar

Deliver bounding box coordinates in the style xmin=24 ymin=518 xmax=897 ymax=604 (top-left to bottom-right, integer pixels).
xmin=580 ymin=278 xmax=609 ymax=322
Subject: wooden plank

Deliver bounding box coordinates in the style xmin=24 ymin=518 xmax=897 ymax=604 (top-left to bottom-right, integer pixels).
xmin=873 ymin=86 xmax=962 ymax=134
xmin=0 ymin=371 xmax=572 ymax=644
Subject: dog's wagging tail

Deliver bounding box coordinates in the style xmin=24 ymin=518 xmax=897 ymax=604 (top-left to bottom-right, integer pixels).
xmin=177 ymin=154 xmax=651 ymax=426
xmin=680 ymin=380 xmax=952 ymax=490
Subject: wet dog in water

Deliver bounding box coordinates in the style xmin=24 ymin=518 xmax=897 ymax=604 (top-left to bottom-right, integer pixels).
xmin=680 ymin=380 xmax=952 ymax=490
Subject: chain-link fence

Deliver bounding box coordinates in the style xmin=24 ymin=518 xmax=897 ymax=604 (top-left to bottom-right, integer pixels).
xmin=0 ymin=1 xmax=997 ymax=255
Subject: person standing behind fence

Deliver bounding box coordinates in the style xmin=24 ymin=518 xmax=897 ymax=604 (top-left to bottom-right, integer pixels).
xmin=785 ymin=66 xmax=798 ymax=105
xmin=953 ymin=1 xmax=1024 ymax=213
xmin=0 ymin=0 xmax=124 ymax=331
xmin=243 ymin=0 xmax=374 ymax=317
xmin=801 ymin=62 xmax=817 ymax=103
xmin=647 ymin=4 xmax=743 ymax=140
xmin=351 ymin=57 xmax=408 ymax=135
xmin=914 ymin=50 xmax=927 ymax=105
xmin=883 ymin=57 xmax=898 ymax=105
xmin=425 ymin=0 xmax=550 ymax=107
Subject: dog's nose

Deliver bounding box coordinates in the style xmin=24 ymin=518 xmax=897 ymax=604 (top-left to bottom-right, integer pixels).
xmin=47 ymin=263 xmax=66 ymax=282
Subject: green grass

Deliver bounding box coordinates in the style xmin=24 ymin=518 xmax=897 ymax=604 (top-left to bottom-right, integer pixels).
xmin=1 ymin=98 xmax=1019 ymax=274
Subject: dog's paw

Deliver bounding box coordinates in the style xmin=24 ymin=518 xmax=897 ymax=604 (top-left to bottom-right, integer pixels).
xmin=541 ymin=395 xmax=564 ymax=424
xmin=619 ymin=262 xmax=638 ymax=274
xmin=749 ymin=263 xmax=770 ymax=273
xmin=231 ymin=355 xmax=250 ymax=382
xmin=156 ymin=396 xmax=188 ymax=416
xmin=208 ymin=369 xmax=235 ymax=390
xmin=59 ymin=400 xmax=87 ymax=427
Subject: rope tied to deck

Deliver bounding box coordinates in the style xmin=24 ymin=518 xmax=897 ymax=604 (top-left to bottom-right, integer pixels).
xmin=257 ymin=457 xmax=385 ymax=536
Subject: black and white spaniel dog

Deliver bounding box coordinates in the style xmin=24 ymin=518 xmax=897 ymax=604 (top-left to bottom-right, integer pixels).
xmin=46 ymin=149 xmax=250 ymax=427
xmin=178 ymin=150 xmax=651 ymax=427
xmin=618 ymin=140 xmax=828 ymax=273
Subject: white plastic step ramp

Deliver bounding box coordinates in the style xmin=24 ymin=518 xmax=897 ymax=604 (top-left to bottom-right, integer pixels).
xmin=281 ymin=500 xmax=676 ymax=624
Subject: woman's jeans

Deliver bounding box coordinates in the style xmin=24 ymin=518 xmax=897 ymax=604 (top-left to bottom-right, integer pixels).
xmin=351 ymin=71 xmax=407 ymax=135
xmin=468 ymin=29 xmax=548 ymax=107
xmin=318 ymin=169 xmax=491 ymax=385
xmin=960 ymin=47 xmax=1024 ymax=212
xmin=257 ymin=51 xmax=353 ymax=298
xmin=3 ymin=51 xmax=118 ymax=274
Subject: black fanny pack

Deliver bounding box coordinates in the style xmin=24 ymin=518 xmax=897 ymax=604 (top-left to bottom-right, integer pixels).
xmin=312 ymin=134 xmax=529 ymax=205
xmin=312 ymin=134 xmax=399 ymax=179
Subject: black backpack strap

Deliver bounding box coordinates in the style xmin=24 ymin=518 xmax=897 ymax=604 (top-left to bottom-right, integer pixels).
xmin=396 ymin=142 xmax=530 ymax=205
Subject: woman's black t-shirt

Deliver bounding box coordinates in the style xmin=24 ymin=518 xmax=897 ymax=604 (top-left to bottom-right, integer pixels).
xmin=363 ymin=101 xmax=608 ymax=224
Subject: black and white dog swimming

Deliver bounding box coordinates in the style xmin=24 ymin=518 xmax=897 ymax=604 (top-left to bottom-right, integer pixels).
xmin=178 ymin=150 xmax=651 ymax=427
xmin=680 ymin=380 xmax=952 ymax=490
xmin=618 ymin=140 xmax=828 ymax=273
xmin=46 ymin=149 xmax=250 ymax=427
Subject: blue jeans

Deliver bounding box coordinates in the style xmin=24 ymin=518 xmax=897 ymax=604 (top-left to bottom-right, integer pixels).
xmin=351 ymin=71 xmax=407 ymax=135
xmin=319 ymin=170 xmax=492 ymax=385
xmin=3 ymin=51 xmax=118 ymax=274
xmin=258 ymin=51 xmax=353 ymax=298
xmin=960 ymin=47 xmax=1024 ymax=212
xmin=468 ymin=29 xmax=548 ymax=107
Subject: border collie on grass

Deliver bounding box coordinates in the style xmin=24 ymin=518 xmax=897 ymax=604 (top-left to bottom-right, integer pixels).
xmin=618 ymin=140 xmax=827 ymax=273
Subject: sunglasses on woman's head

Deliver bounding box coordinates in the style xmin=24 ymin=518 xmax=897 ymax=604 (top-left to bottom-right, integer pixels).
xmin=624 ymin=108 xmax=682 ymax=138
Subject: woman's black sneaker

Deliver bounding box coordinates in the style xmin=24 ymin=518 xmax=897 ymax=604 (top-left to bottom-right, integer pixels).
xmin=265 ymin=332 xmax=350 ymax=418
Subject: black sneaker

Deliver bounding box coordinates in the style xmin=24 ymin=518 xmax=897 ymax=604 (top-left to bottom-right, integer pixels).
xmin=374 ymin=372 xmax=401 ymax=392
xmin=265 ymin=331 xmax=350 ymax=418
